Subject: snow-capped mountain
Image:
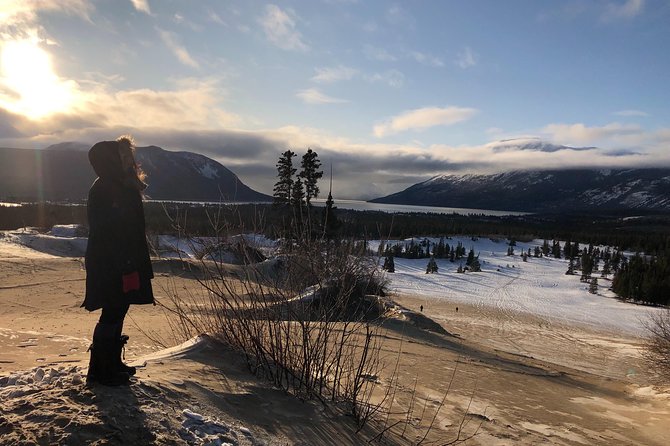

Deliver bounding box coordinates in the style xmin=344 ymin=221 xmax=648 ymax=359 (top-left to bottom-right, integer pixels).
xmin=370 ymin=169 xmax=670 ymax=212
xmin=0 ymin=145 xmax=271 ymax=202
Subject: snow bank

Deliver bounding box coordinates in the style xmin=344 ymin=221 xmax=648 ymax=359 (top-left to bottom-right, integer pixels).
xmin=0 ymin=227 xmax=88 ymax=258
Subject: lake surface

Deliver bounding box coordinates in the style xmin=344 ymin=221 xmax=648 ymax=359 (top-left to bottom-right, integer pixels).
xmin=309 ymin=199 xmax=527 ymax=216
xmin=1 ymin=199 xmax=524 ymax=216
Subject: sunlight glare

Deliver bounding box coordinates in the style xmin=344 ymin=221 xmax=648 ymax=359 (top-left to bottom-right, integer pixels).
xmin=0 ymin=39 xmax=74 ymax=119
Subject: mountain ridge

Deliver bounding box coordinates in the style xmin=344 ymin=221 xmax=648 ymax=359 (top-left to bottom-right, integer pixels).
xmin=370 ymin=168 xmax=670 ymax=212
xmin=0 ymin=145 xmax=271 ymax=203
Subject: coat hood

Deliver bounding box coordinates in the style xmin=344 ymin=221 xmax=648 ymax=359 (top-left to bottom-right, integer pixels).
xmin=88 ymin=140 xmax=123 ymax=180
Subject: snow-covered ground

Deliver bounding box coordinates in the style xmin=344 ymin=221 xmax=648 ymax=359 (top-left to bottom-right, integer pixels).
xmin=0 ymin=227 xmax=663 ymax=337
xmin=370 ymin=237 xmax=661 ymax=336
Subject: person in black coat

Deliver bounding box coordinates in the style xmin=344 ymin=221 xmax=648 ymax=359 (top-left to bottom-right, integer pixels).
xmin=84 ymin=136 xmax=154 ymax=386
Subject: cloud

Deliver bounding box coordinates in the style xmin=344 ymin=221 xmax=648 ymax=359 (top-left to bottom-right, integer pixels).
xmin=157 ymin=28 xmax=199 ymax=68
xmin=363 ymin=44 xmax=397 ymax=61
xmin=0 ymin=0 xmax=92 ymax=29
xmin=373 ymin=106 xmax=478 ymax=138
xmin=296 ymin=88 xmax=347 ymax=104
xmin=129 ymin=0 xmax=151 ymax=15
xmin=206 ymin=10 xmax=227 ymax=26
xmin=602 ymin=0 xmax=644 ymax=21
xmin=365 ymin=69 xmax=405 ymax=88
xmin=614 ymin=109 xmax=649 ymax=117
xmin=456 ymin=46 xmax=477 ymax=69
xmin=259 ymin=4 xmax=308 ymax=51
xmin=541 ymin=122 xmax=642 ymax=145
xmin=311 ymin=65 xmax=357 ymax=83
xmin=410 ymin=51 xmax=444 ymax=67
xmin=486 ymin=138 xmax=594 ymax=153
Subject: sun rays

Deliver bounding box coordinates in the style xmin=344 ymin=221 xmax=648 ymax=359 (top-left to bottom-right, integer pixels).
xmin=0 ymin=39 xmax=75 ymax=119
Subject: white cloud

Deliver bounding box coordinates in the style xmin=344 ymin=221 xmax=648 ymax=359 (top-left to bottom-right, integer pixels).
xmin=130 ymin=0 xmax=151 ymax=15
xmin=363 ymin=44 xmax=397 ymax=62
xmin=410 ymin=51 xmax=444 ymax=67
xmin=614 ymin=109 xmax=649 ymax=117
xmin=456 ymin=46 xmax=477 ymax=69
xmin=541 ymin=122 xmax=642 ymax=145
xmin=296 ymin=88 xmax=347 ymax=104
xmin=207 ymin=10 xmax=226 ymax=26
xmin=373 ymin=106 xmax=478 ymax=138
xmin=602 ymin=0 xmax=644 ymax=21
xmin=157 ymin=28 xmax=199 ymax=68
xmin=365 ymin=69 xmax=405 ymax=88
xmin=0 ymin=0 xmax=92 ymax=39
xmin=259 ymin=4 xmax=308 ymax=51
xmin=311 ymin=65 xmax=357 ymax=83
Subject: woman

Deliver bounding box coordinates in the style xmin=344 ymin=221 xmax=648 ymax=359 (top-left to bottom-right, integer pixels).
xmin=83 ymin=136 xmax=154 ymax=386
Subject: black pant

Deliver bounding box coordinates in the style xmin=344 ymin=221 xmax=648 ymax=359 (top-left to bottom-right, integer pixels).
xmin=94 ymin=303 xmax=130 ymax=340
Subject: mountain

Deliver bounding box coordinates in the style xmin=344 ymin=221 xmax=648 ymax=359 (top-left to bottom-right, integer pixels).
xmin=0 ymin=145 xmax=271 ymax=202
xmin=370 ymin=169 xmax=670 ymax=213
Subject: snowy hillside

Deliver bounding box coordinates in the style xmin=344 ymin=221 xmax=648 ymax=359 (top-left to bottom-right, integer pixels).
xmin=370 ymin=236 xmax=661 ymax=336
xmin=371 ymin=163 xmax=670 ymax=212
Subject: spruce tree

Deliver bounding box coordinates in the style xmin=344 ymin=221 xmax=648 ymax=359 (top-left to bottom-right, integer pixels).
xmin=466 ymin=248 xmax=475 ymax=266
xmin=273 ymin=150 xmax=296 ymax=205
xmin=470 ymin=256 xmax=482 ymax=272
xmin=426 ymin=256 xmax=438 ymax=274
xmin=291 ymin=176 xmax=305 ymax=207
xmin=383 ymin=254 xmax=395 ymax=273
xmin=299 ymin=148 xmax=323 ymax=206
xmin=589 ymin=277 xmax=598 ymax=294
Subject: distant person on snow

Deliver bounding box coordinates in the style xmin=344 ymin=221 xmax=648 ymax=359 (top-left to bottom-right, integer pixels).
xmin=83 ymin=136 xmax=154 ymax=386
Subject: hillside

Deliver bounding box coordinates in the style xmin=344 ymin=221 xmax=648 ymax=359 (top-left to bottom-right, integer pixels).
xmin=0 ymin=145 xmax=271 ymax=202
xmin=370 ymin=168 xmax=670 ymax=212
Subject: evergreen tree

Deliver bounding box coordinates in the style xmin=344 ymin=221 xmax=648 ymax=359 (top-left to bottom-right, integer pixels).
xmin=291 ymin=176 xmax=305 ymax=207
xmin=601 ymin=258 xmax=611 ymax=278
xmin=589 ymin=277 xmax=598 ymax=294
xmin=299 ymin=148 xmax=323 ymax=206
xmin=426 ymin=256 xmax=438 ymax=274
xmin=470 ymin=256 xmax=482 ymax=272
xmin=273 ymin=150 xmax=296 ymax=205
xmin=552 ymin=240 xmax=562 ymax=259
xmin=383 ymin=254 xmax=395 ymax=273
xmin=566 ymin=257 xmax=575 ymax=275
xmin=466 ymin=248 xmax=475 ymax=266
xmin=534 ymin=246 xmax=541 ymax=258
xmin=542 ymin=239 xmax=550 ymax=256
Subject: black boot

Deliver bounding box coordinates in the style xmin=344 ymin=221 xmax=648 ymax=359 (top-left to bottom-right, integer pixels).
xmin=87 ymin=323 xmax=130 ymax=386
xmin=117 ymin=335 xmax=137 ymax=376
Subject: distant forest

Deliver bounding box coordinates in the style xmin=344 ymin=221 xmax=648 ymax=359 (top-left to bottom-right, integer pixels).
xmin=1 ymin=201 xmax=669 ymax=306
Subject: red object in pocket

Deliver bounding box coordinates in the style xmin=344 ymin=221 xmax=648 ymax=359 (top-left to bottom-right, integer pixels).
xmin=122 ymin=271 xmax=140 ymax=293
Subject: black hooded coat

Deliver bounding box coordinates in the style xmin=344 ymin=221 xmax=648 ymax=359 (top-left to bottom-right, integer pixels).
xmin=83 ymin=141 xmax=154 ymax=311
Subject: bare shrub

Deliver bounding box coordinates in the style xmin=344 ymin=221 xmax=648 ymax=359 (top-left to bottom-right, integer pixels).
xmin=158 ymin=208 xmax=390 ymax=427
xmin=156 ymin=204 xmax=482 ymax=442
xmin=644 ymin=308 xmax=670 ymax=381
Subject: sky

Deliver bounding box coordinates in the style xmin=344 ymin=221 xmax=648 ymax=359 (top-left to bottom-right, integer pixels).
xmin=0 ymin=0 xmax=669 ymax=199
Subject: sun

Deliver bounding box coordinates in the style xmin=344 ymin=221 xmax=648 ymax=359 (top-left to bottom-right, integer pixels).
xmin=0 ymin=39 xmax=74 ymax=119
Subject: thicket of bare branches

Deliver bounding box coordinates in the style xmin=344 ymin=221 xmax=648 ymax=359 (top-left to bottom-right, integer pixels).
xmin=644 ymin=309 xmax=670 ymax=381
xmin=155 ymin=205 xmax=483 ymax=443
xmin=159 ymin=207 xmax=392 ymax=427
